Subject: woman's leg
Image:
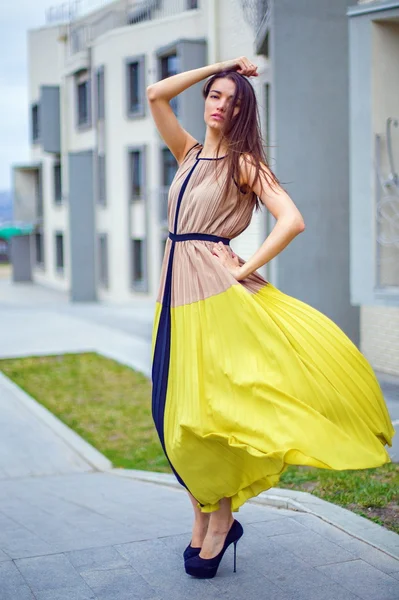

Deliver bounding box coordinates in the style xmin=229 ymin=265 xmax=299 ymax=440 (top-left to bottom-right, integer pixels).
xmin=188 ymin=493 xmax=210 ymax=547
xmin=199 ymin=497 xmax=234 ymax=558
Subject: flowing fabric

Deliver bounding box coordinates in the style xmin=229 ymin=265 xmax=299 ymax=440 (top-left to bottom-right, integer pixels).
xmin=151 ymin=143 xmax=394 ymax=513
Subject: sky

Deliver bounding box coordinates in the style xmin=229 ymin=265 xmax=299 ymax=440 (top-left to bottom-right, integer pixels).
xmin=0 ymin=0 xmax=61 ymax=192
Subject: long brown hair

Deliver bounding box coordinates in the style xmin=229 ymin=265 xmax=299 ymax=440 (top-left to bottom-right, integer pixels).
xmin=202 ymin=70 xmax=280 ymax=210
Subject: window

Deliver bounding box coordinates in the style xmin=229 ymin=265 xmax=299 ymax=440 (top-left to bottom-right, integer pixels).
xmin=160 ymin=54 xmax=179 ymax=115
xmin=36 ymin=168 xmax=43 ymax=219
xmin=54 ymin=162 xmax=62 ymax=204
xmin=162 ymin=148 xmax=178 ymax=186
xmin=96 ymin=66 xmax=105 ymax=120
xmin=98 ymin=233 xmax=109 ymax=288
xmin=35 ymin=232 xmax=44 ymax=266
xmin=76 ymin=72 xmax=91 ymax=127
xmin=126 ymin=57 xmax=145 ymax=117
xmin=32 ymin=103 xmax=40 ymax=142
xmin=131 ymin=238 xmax=146 ymax=290
xmin=187 ymin=0 xmax=198 ymax=8
xmin=55 ymin=232 xmax=64 ymax=272
xmin=129 ymin=149 xmax=144 ymax=201
xmin=160 ymin=148 xmax=177 ymax=222
xmin=98 ymin=154 xmax=106 ymax=205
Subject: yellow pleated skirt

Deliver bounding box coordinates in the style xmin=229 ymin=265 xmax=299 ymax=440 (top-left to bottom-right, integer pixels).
xmin=152 ymin=281 xmax=394 ymax=513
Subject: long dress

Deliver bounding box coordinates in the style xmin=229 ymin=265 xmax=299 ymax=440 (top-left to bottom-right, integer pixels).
xmin=151 ymin=142 xmax=394 ymax=513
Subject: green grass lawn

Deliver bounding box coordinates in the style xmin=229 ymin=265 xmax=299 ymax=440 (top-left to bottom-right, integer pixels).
xmin=1 ymin=352 xmax=397 ymax=533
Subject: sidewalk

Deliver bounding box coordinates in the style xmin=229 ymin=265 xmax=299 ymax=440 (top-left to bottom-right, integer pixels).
xmin=0 ymin=279 xmax=398 ymax=599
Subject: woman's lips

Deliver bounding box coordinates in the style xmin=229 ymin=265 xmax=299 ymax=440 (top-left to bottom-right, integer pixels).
xmin=211 ymin=114 xmax=224 ymax=121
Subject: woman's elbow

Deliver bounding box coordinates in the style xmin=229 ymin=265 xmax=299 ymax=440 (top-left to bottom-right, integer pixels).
xmin=292 ymin=214 xmax=306 ymax=234
xmin=146 ymin=85 xmax=158 ymax=102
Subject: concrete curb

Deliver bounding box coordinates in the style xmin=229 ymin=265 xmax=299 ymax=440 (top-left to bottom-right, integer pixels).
xmin=0 ymin=372 xmax=112 ymax=472
xmin=108 ymin=467 xmax=399 ymax=561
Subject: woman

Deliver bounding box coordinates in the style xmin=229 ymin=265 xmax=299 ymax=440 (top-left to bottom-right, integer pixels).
xmin=147 ymin=57 xmax=394 ymax=579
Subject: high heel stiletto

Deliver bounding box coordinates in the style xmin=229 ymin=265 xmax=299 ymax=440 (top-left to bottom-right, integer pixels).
xmin=184 ymin=520 xmax=243 ymax=579
xmin=183 ymin=543 xmax=201 ymax=561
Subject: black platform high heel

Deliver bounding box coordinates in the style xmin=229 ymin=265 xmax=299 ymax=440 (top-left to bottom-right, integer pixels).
xmin=183 ymin=543 xmax=201 ymax=561
xmin=184 ymin=520 xmax=243 ymax=579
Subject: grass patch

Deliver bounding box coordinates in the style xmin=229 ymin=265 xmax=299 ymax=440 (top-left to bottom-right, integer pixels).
xmin=1 ymin=352 xmax=397 ymax=533
xmin=277 ymin=464 xmax=399 ymax=534
xmin=0 ymin=352 xmax=169 ymax=472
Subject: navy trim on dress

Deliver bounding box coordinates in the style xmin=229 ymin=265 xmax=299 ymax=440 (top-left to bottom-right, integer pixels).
xmin=152 ymin=158 xmax=202 ymax=490
xmin=169 ymin=232 xmax=230 ymax=245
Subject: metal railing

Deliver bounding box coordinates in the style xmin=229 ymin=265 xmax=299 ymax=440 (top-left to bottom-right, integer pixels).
xmin=64 ymin=0 xmax=200 ymax=54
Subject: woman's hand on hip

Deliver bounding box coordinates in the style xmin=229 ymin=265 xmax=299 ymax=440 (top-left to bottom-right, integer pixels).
xmin=212 ymin=243 xmax=245 ymax=280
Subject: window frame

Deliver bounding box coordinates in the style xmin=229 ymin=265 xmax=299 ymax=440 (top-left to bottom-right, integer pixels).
xmin=54 ymin=231 xmax=65 ymax=274
xmin=34 ymin=230 xmax=45 ymax=268
xmin=75 ymin=71 xmax=92 ymax=130
xmin=126 ymin=55 xmax=146 ymax=119
xmin=53 ymin=161 xmax=62 ymax=205
xmin=128 ymin=146 xmax=146 ymax=203
xmin=31 ymin=102 xmax=40 ymax=144
xmin=130 ymin=237 xmax=148 ymax=292
xmin=96 ymin=65 xmax=105 ymax=121
xmin=157 ymin=46 xmax=179 ymax=116
xmin=160 ymin=146 xmax=178 ymax=224
xmin=98 ymin=232 xmax=109 ymax=289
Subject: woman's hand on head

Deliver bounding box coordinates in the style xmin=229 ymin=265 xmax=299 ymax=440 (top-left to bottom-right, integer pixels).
xmin=211 ymin=243 xmax=244 ymax=280
xmin=219 ymin=57 xmax=258 ymax=78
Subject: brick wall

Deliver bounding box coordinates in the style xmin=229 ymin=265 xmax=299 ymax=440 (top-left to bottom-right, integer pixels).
xmin=361 ymin=306 xmax=399 ymax=375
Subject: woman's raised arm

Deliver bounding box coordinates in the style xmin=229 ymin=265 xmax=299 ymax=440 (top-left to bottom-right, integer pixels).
xmin=146 ymin=58 xmax=258 ymax=165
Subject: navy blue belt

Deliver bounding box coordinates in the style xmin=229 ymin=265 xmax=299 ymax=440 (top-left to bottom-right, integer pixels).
xmin=168 ymin=231 xmax=230 ymax=245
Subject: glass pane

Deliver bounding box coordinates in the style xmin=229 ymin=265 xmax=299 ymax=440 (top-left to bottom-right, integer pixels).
xmin=97 ymin=69 xmax=105 ymax=120
xmin=78 ymin=82 xmax=88 ymax=124
xmin=132 ymin=239 xmax=144 ymax=282
xmin=162 ymin=148 xmax=178 ymax=186
xmin=129 ymin=62 xmax=140 ymax=111
xmin=55 ymin=234 xmax=64 ymax=269
xmin=131 ymin=151 xmax=142 ymax=198
xmin=54 ymin=164 xmax=62 ymax=203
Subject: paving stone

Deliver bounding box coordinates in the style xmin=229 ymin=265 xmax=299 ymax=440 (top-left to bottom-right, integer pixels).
xmin=80 ymin=566 xmax=159 ymax=600
xmin=145 ymin=576 xmax=217 ymax=600
xmin=209 ymin=573 xmax=288 ymax=599
xmin=0 ymin=526 xmax=52 ymax=559
xmin=115 ymin=538 xmax=182 ymax=585
xmin=0 ymin=561 xmax=36 ymax=599
xmin=271 ymin=529 xmax=356 ymax=566
xmin=338 ymin=538 xmax=399 ymax=574
xmin=67 ymin=546 xmax=129 ymax=571
xmin=34 ymin=585 xmax=97 ymax=600
xmin=290 ymin=512 xmax=360 ymax=545
xmin=0 ymin=548 xmax=10 ymax=562
xmin=317 ymin=558 xmax=399 ymax=600
xmin=278 ymin=583 xmax=364 ymax=600
xmin=16 ymin=553 xmax=86 ymax=592
xmin=250 ymin=516 xmax=308 ymax=537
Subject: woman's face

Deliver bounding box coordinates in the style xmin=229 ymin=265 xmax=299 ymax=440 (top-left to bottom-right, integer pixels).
xmin=204 ymin=77 xmax=240 ymax=131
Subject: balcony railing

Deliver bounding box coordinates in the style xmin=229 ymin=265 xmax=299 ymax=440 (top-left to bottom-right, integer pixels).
xmin=67 ymin=0 xmax=200 ymax=55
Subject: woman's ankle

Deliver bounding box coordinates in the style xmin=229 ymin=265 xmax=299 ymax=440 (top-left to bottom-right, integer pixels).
xmin=207 ymin=515 xmax=234 ymax=536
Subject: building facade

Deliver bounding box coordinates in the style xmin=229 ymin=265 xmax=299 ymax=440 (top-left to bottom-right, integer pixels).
xmin=349 ymin=0 xmax=399 ymax=375
xmin=13 ymin=0 xmax=269 ymax=303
